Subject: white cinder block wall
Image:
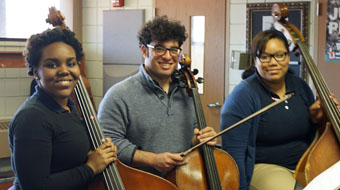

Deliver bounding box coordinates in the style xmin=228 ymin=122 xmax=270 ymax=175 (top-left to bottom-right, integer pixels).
xmin=0 ymin=42 xmax=30 ymax=120
xmin=82 ymin=0 xmax=155 ymax=108
xmin=0 ymin=0 xmax=317 ymax=119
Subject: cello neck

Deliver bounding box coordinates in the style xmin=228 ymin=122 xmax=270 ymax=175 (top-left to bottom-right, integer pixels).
xmin=190 ymin=88 xmax=222 ymax=190
xmin=296 ymin=41 xmax=340 ymax=143
xmin=175 ymin=55 xmax=222 ymax=189
xmin=74 ymin=76 xmax=125 ymax=190
xmin=191 ymin=88 xmax=207 ymax=131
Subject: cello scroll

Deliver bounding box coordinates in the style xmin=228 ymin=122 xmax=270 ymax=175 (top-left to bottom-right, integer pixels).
xmin=46 ymin=7 xmax=67 ymax=28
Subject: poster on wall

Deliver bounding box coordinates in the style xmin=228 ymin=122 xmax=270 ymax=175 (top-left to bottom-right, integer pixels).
xmin=325 ymin=0 xmax=340 ymax=61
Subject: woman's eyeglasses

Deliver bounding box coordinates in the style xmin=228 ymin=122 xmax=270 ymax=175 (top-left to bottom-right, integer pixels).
xmin=258 ymin=52 xmax=288 ymax=63
xmin=147 ymin=44 xmax=182 ymax=56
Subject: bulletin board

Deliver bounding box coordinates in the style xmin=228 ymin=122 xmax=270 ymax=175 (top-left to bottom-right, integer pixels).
xmin=246 ymin=2 xmax=310 ymax=80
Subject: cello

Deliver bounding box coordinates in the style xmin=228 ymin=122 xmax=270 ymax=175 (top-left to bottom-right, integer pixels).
xmin=167 ymin=55 xmax=240 ymax=190
xmin=46 ymin=7 xmax=178 ymax=190
xmin=271 ymin=3 xmax=340 ymax=187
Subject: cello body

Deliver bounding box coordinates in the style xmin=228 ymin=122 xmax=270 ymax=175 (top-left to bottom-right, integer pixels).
xmin=167 ymin=148 xmax=239 ymax=190
xmin=295 ymin=122 xmax=340 ymax=186
xmin=88 ymin=160 xmax=178 ymax=190
xmin=117 ymin=161 xmax=178 ymax=190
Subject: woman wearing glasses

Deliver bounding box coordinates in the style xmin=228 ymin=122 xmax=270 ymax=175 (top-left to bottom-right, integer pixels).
xmin=97 ymin=16 xmax=217 ymax=177
xmin=220 ymin=30 xmax=324 ymax=190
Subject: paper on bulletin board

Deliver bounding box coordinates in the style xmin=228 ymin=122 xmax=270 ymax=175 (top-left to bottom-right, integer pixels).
xmin=325 ymin=0 xmax=340 ymax=61
xmin=262 ymin=16 xmax=273 ymax=31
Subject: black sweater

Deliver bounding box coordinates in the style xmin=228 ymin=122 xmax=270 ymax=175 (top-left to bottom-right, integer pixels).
xmin=9 ymin=87 xmax=94 ymax=190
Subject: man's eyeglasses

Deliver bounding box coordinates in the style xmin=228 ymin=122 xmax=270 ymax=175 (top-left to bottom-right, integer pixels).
xmin=258 ymin=52 xmax=288 ymax=63
xmin=147 ymin=44 xmax=182 ymax=56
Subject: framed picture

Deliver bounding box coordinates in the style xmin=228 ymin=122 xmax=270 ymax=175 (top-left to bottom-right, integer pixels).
xmin=246 ymin=2 xmax=310 ymax=79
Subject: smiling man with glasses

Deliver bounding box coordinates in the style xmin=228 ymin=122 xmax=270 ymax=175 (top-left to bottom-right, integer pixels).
xmin=146 ymin=44 xmax=182 ymax=56
xmin=98 ymin=16 xmax=217 ymax=178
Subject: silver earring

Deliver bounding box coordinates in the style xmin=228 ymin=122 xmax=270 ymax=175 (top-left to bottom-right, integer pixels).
xmin=34 ymin=76 xmax=39 ymax=80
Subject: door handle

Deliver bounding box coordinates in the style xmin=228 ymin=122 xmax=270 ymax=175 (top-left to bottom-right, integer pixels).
xmin=207 ymin=102 xmax=221 ymax=108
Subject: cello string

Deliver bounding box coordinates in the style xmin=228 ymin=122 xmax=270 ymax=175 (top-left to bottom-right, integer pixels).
xmin=303 ymin=43 xmax=340 ymax=123
xmin=74 ymin=82 xmax=115 ymax=188
xmin=75 ymin=77 xmax=124 ymax=189
xmin=298 ymin=42 xmax=340 ymax=134
xmin=299 ymin=42 xmax=340 ymax=140
xmin=192 ymin=87 xmax=221 ymax=190
xmin=197 ymin=89 xmax=220 ymax=188
xmin=75 ymin=80 xmax=121 ymax=190
xmin=76 ymin=78 xmax=101 ymax=147
xmin=284 ymin=23 xmax=332 ymax=109
xmin=78 ymin=88 xmax=122 ymax=190
xmin=78 ymin=77 xmax=125 ymax=189
xmin=194 ymin=89 xmax=215 ymax=188
xmin=297 ymin=44 xmax=329 ymax=111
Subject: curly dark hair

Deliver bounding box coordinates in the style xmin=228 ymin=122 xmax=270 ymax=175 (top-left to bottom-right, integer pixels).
xmin=137 ymin=16 xmax=187 ymax=47
xmin=242 ymin=29 xmax=290 ymax=79
xmin=23 ymin=27 xmax=83 ymax=76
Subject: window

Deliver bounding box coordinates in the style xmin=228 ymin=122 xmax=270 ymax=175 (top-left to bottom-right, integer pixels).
xmin=0 ymin=0 xmax=60 ymax=39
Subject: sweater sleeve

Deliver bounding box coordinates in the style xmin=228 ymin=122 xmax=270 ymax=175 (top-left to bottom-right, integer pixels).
xmin=10 ymin=109 xmax=94 ymax=190
xmin=220 ymin=81 xmax=260 ymax=190
xmin=98 ymin=86 xmax=137 ymax=165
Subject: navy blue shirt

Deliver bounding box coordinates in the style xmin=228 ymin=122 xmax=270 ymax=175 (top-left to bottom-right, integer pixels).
xmin=250 ymin=72 xmax=316 ymax=169
xmin=9 ymin=86 xmax=94 ymax=190
xmin=221 ymin=71 xmax=316 ymax=190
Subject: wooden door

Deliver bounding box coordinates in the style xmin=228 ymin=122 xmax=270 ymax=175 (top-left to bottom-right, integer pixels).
xmin=155 ymin=0 xmax=226 ymax=143
xmin=317 ymin=0 xmax=340 ymax=101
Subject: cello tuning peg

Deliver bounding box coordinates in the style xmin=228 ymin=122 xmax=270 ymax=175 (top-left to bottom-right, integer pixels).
xmin=197 ymin=77 xmax=204 ymax=84
xmin=192 ymin=69 xmax=199 ymax=75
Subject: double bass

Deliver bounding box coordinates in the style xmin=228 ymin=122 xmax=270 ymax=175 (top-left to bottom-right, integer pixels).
xmin=271 ymin=3 xmax=340 ymax=187
xmin=46 ymin=7 xmax=178 ymax=190
xmin=167 ymin=55 xmax=240 ymax=190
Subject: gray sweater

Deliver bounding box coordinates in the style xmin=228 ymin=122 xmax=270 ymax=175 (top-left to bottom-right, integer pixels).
xmin=98 ymin=65 xmax=197 ymax=175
